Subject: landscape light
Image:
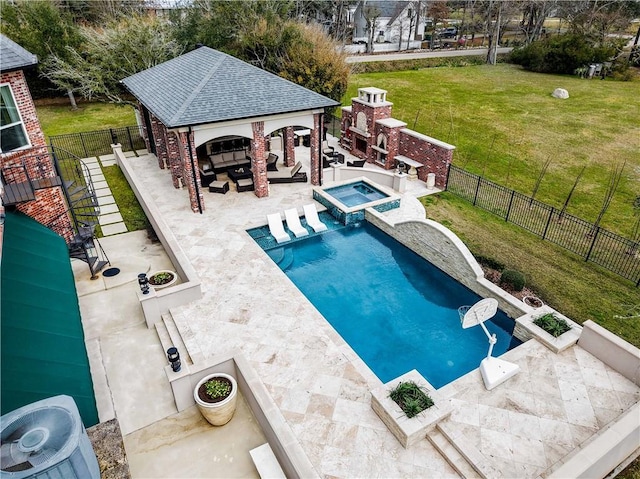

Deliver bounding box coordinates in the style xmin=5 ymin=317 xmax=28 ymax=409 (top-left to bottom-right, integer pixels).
xmin=167 ymin=347 xmax=181 ymax=372
xmin=138 ymin=273 xmax=149 ymax=294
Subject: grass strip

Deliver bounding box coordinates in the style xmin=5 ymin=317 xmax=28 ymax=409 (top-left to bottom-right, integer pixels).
xmin=101 ymin=164 xmax=149 ymax=233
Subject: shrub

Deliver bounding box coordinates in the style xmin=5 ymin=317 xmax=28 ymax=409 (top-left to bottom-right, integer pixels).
xmin=510 ymin=33 xmax=618 ymax=75
xmin=500 ymin=269 xmax=526 ymax=291
xmin=533 ymin=313 xmax=571 ymax=337
xmin=389 ymin=381 xmax=434 ymax=418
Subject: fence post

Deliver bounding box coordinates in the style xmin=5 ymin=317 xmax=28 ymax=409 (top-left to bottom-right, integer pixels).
xmin=445 ymin=164 xmax=453 ymax=191
xmin=80 ymin=133 xmax=88 ymax=158
xmin=127 ymin=127 xmax=134 ymax=151
xmin=585 ymin=226 xmax=600 ymax=263
xmin=472 ymin=175 xmax=481 ymax=206
xmin=505 ymin=189 xmax=515 ymax=222
xmin=542 ymin=207 xmax=555 ymax=240
xmin=110 ymin=128 xmax=117 ymax=145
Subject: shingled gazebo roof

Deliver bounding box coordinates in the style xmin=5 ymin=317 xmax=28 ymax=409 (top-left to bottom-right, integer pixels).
xmin=122 ymin=46 xmax=338 ymax=129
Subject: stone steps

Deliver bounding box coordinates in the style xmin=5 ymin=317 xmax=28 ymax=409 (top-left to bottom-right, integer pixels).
xmin=154 ymin=313 xmax=194 ymax=366
xmin=170 ymin=309 xmax=205 ymax=365
xmin=427 ymin=427 xmax=483 ymax=479
xmin=431 ymin=422 xmax=504 ymax=479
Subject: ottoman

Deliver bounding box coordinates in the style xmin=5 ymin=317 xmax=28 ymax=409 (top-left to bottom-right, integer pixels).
xmin=209 ymin=180 xmax=229 ymax=194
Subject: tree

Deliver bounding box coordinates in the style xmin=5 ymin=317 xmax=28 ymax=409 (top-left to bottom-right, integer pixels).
xmin=558 ymin=0 xmax=640 ymax=42
xmin=277 ymin=22 xmax=350 ymax=102
xmin=0 ymin=0 xmax=82 ymax=104
xmin=519 ymin=0 xmax=557 ymax=45
xmin=427 ymin=0 xmax=449 ymax=48
xmin=171 ymin=0 xmax=296 ymax=53
xmin=42 ymin=15 xmax=184 ymax=103
xmin=363 ymin=4 xmax=382 ymax=54
xmin=58 ymin=0 xmax=147 ymax=26
xmin=486 ymin=0 xmax=502 ymax=64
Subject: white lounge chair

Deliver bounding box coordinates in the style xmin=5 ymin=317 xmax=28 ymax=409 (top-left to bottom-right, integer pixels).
xmin=303 ymin=204 xmax=328 ymax=233
xmin=267 ymin=213 xmax=291 ymax=244
xmin=284 ymin=208 xmax=309 ymax=238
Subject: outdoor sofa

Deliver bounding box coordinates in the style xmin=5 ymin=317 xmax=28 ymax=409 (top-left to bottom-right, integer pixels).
xmin=208 ymin=149 xmax=250 ymax=173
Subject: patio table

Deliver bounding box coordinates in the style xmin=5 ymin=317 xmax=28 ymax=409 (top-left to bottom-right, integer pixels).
xmin=227 ymin=167 xmax=253 ymax=184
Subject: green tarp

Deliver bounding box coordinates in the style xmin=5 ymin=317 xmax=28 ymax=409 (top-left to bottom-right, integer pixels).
xmin=1 ymin=211 xmax=98 ymax=426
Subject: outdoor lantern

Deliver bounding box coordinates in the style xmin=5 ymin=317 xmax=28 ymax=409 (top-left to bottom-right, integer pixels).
xmin=138 ymin=273 xmax=149 ymax=294
xmin=167 ymin=347 xmax=181 ymax=372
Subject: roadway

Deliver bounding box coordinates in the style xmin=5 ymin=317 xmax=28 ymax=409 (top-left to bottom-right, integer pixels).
xmin=346 ymin=46 xmax=513 ymax=63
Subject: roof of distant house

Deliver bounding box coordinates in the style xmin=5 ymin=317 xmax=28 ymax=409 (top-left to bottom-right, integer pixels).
xmin=122 ymin=46 xmax=339 ymax=129
xmin=0 ymin=34 xmax=38 ymax=73
xmin=358 ymin=0 xmax=410 ymax=21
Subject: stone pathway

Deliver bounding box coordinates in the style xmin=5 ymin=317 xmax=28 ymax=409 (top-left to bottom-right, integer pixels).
xmin=81 ymin=155 xmax=127 ymax=236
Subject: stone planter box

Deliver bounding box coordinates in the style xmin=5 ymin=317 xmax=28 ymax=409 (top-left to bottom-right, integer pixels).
xmin=370 ymin=370 xmax=452 ymax=448
xmin=515 ymin=306 xmax=581 ymax=353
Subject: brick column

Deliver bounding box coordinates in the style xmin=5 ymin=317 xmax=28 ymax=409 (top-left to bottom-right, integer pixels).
xmin=165 ymin=130 xmax=183 ymax=189
xmin=251 ymin=121 xmax=269 ymax=198
xmin=309 ymin=114 xmax=321 ymax=186
xmin=179 ymin=131 xmax=204 ymax=213
xmin=284 ymin=126 xmax=295 ymax=167
xmin=150 ymin=114 xmax=168 ymax=169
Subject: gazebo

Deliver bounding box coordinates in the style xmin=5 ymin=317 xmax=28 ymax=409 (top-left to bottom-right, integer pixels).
xmin=122 ymin=46 xmax=339 ymax=213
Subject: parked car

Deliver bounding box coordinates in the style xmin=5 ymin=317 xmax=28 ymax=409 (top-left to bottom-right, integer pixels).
xmin=441 ymin=27 xmax=458 ymax=38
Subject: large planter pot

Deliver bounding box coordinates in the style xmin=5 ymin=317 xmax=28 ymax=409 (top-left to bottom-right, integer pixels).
xmin=148 ymin=270 xmax=177 ymax=290
xmin=194 ymin=373 xmax=238 ymax=426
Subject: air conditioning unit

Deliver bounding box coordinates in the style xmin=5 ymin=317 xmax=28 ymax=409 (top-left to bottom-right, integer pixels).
xmin=0 ymin=395 xmax=100 ymax=479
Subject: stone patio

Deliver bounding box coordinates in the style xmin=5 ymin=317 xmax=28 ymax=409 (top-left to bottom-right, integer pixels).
xmin=85 ymin=140 xmax=639 ymax=478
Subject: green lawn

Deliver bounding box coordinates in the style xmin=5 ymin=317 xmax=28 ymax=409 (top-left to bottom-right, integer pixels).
xmin=422 ymin=193 xmax=640 ymax=348
xmin=348 ymin=64 xmax=640 ymax=238
xmin=37 ymin=102 xmax=136 ymax=141
xmin=36 ymin=102 xmax=147 ymax=234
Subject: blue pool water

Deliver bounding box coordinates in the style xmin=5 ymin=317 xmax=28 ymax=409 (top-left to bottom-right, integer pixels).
xmin=324 ymin=181 xmax=388 ymax=207
xmin=264 ymin=222 xmax=520 ymax=388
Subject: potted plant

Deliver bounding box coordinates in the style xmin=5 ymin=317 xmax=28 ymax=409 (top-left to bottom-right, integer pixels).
xmin=388 ymin=381 xmax=434 ymax=418
xmin=523 ymin=295 xmax=544 ymax=308
xmin=148 ymin=270 xmax=177 ymax=289
xmin=533 ymin=312 xmax=571 ymax=337
xmin=194 ymin=373 xmax=238 ymax=426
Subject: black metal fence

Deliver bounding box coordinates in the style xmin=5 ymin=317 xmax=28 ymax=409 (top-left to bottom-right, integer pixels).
xmin=49 ymin=125 xmax=145 ymax=159
xmin=446 ymin=165 xmax=640 ymax=285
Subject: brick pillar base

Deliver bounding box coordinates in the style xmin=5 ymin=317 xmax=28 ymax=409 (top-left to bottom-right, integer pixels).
xmin=252 ymin=122 xmax=268 ymax=197
xmin=166 ymin=131 xmax=183 ymax=189
xmin=284 ymin=126 xmax=295 ymax=167
xmin=179 ymin=131 xmax=205 ymax=213
xmin=310 ymin=114 xmax=321 ymax=186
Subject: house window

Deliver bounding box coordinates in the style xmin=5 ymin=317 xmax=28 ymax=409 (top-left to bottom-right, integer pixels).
xmin=1 ymin=84 xmax=30 ymax=153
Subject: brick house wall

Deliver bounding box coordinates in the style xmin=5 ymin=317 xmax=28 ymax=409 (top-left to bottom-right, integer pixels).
xmin=1 ymin=70 xmax=72 ymax=239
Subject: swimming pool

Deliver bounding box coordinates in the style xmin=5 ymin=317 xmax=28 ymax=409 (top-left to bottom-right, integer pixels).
xmin=259 ymin=221 xmax=521 ymax=388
